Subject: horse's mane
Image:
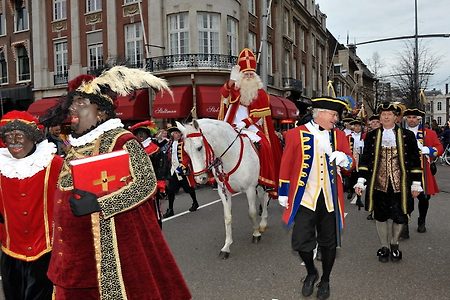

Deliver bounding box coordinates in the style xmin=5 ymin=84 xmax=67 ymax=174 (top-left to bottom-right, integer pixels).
xmin=185 ymin=119 xmax=236 ymax=141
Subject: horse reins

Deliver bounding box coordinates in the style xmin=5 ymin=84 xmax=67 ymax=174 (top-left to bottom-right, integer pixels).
xmin=185 ymin=129 xmax=245 ymax=193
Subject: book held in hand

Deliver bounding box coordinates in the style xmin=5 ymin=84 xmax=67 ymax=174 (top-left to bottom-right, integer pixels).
xmin=69 ymin=150 xmax=132 ymax=197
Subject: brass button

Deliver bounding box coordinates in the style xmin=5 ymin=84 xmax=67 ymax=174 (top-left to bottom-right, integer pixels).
xmin=20 ymin=193 xmax=26 ymax=197
xmin=58 ymin=252 xmax=63 ymax=256
xmin=58 ymin=239 xmax=63 ymax=243
xmin=57 ymin=199 xmax=63 ymax=204
xmin=24 ymin=230 xmax=29 ymax=234
xmin=23 ymin=211 xmax=28 ymax=216
xmin=27 ymin=246 xmax=32 ymax=251
xmin=57 ymin=226 xmax=63 ymax=231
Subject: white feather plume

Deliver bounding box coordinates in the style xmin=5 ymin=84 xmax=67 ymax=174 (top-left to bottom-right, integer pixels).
xmin=78 ymin=66 xmax=173 ymax=99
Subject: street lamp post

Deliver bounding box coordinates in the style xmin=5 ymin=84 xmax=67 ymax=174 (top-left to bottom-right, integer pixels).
xmin=414 ymin=0 xmax=420 ymax=108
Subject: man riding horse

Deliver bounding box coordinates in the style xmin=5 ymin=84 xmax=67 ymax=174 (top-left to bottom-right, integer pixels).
xmin=218 ymin=48 xmax=282 ymax=197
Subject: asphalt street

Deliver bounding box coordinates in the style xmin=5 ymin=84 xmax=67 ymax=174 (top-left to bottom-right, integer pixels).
xmin=1 ymin=165 xmax=449 ymax=299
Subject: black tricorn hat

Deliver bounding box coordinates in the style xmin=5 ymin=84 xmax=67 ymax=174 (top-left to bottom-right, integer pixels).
xmin=311 ymin=96 xmax=349 ymax=115
xmin=349 ymin=118 xmax=364 ymax=125
xmin=377 ymin=102 xmax=402 ymax=115
xmin=167 ymin=126 xmax=181 ymax=134
xmin=368 ymin=114 xmax=379 ymax=121
xmin=403 ymin=108 xmax=425 ymax=117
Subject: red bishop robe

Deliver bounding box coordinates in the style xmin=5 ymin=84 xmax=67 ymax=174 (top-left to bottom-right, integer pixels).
xmin=278 ymin=125 xmax=353 ymax=227
xmin=218 ymin=81 xmax=282 ymax=194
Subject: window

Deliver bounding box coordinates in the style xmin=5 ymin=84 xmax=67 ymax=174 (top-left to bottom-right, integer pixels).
xmin=0 ymin=13 xmax=5 ymax=36
xmin=0 ymin=49 xmax=7 ymax=84
xmin=266 ymin=1 xmax=272 ymax=27
xmin=227 ymin=17 xmax=238 ymax=56
xmin=301 ymin=63 xmax=306 ymax=89
xmin=125 ymin=23 xmax=143 ymax=67
xmin=267 ymin=43 xmax=273 ymax=75
xmin=283 ymin=7 xmax=290 ymax=36
xmin=437 ymin=101 xmax=442 ymax=111
xmin=53 ymin=0 xmax=67 ymax=21
xmin=198 ymin=12 xmax=219 ymax=54
xmin=248 ymin=32 xmax=257 ymax=53
xmin=293 ymin=57 xmax=297 ymax=79
xmin=293 ymin=21 xmax=298 ymax=45
xmin=312 ymin=36 xmax=317 ymax=57
xmin=16 ymin=45 xmax=30 ymax=81
xmin=283 ymin=50 xmax=290 ymax=78
xmin=88 ymin=44 xmax=103 ymax=69
xmin=301 ymin=28 xmax=306 ymax=52
xmin=248 ymin=0 xmax=256 ymax=15
xmin=168 ymin=13 xmax=189 ymax=55
xmin=313 ymin=68 xmax=318 ymax=92
xmin=124 ymin=0 xmax=138 ymax=3
xmin=15 ymin=4 xmax=29 ymax=32
xmin=87 ymin=0 xmax=101 ymax=12
xmin=437 ymin=117 xmax=442 ymax=125
xmin=54 ymin=41 xmax=68 ymax=76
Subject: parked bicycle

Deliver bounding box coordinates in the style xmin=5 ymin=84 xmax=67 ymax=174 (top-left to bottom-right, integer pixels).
xmin=435 ymin=144 xmax=450 ymax=166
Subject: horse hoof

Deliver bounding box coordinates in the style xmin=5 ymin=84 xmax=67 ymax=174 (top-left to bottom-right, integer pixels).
xmin=259 ymin=226 xmax=267 ymax=233
xmin=219 ymin=251 xmax=230 ymax=259
xmin=252 ymin=236 xmax=262 ymax=243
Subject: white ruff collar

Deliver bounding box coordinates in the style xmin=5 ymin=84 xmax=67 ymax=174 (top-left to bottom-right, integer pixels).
xmin=0 ymin=140 xmax=57 ymax=179
xmin=142 ymin=137 xmax=152 ymax=148
xmin=69 ymin=118 xmax=124 ymax=147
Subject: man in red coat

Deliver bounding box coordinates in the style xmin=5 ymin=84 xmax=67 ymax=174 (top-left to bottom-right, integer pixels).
xmin=0 ymin=111 xmax=63 ymax=299
xmin=404 ymin=108 xmax=443 ymax=234
xmin=44 ymin=69 xmax=191 ymax=300
xmin=218 ymin=48 xmax=282 ymax=197
xmin=278 ymin=97 xmax=353 ymax=300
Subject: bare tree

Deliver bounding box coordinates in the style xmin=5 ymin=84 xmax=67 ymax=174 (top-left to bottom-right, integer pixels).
xmin=390 ymin=41 xmax=441 ymax=108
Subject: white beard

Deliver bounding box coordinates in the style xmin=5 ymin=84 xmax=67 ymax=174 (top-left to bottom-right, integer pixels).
xmin=236 ymin=74 xmax=263 ymax=106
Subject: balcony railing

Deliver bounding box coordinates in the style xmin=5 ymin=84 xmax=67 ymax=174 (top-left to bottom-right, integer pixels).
xmin=54 ymin=72 xmax=68 ymax=85
xmin=282 ymin=77 xmax=302 ymax=93
xmin=146 ymin=54 xmax=237 ymax=72
xmin=267 ymin=75 xmax=274 ymax=86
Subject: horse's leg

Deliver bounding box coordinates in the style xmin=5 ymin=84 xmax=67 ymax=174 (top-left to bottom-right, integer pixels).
xmin=258 ymin=187 xmax=269 ymax=233
xmin=218 ymin=185 xmax=233 ymax=259
xmin=245 ymin=187 xmax=262 ymax=243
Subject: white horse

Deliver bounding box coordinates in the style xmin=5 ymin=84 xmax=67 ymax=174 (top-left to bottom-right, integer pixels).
xmin=177 ymin=119 xmax=270 ymax=259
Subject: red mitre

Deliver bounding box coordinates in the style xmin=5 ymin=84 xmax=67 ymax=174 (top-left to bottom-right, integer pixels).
xmin=0 ymin=110 xmax=43 ymax=130
xmin=68 ymin=74 xmax=95 ymax=92
xmin=238 ymin=48 xmax=257 ymax=72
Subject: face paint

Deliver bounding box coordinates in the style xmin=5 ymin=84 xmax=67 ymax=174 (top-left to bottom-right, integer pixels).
xmin=69 ymin=95 xmax=100 ymax=135
xmin=3 ymin=130 xmax=35 ymax=159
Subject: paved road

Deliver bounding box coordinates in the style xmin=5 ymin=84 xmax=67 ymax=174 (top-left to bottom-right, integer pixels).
xmin=1 ymin=165 xmax=450 ymax=299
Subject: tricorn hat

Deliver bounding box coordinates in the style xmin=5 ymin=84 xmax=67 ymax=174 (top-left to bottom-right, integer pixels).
xmin=167 ymin=126 xmax=181 ymax=135
xmin=349 ymin=118 xmax=364 ymax=125
xmin=377 ymin=102 xmax=403 ymax=115
xmin=368 ymin=114 xmax=379 ymax=121
xmin=403 ymin=108 xmax=425 ymax=117
xmin=238 ymin=48 xmax=257 ymax=72
xmin=311 ymin=96 xmax=349 ymax=115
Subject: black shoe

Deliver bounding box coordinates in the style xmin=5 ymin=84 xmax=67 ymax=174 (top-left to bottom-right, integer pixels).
xmin=316 ymin=281 xmax=330 ymax=300
xmin=356 ymin=196 xmax=364 ymax=210
xmin=417 ymin=223 xmax=426 ymax=233
xmin=189 ymin=202 xmax=199 ymax=212
xmin=377 ymin=247 xmax=390 ymax=263
xmin=367 ymin=213 xmax=374 ymax=220
xmin=163 ymin=208 xmax=174 ymax=218
xmin=301 ymin=271 xmax=318 ymax=297
xmin=347 ymin=192 xmax=353 ymax=200
xmin=400 ymin=225 xmax=410 ymax=240
xmin=390 ymin=244 xmax=402 ymax=262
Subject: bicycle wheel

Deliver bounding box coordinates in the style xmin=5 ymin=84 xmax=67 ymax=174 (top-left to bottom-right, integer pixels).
xmin=444 ymin=151 xmax=450 ymax=166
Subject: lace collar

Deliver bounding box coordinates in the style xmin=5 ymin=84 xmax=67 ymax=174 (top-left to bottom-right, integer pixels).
xmin=69 ymin=118 xmax=124 ymax=147
xmin=0 ymin=140 xmax=57 ymax=179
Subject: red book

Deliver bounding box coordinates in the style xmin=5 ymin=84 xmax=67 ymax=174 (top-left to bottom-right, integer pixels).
xmin=69 ymin=150 xmax=132 ymax=197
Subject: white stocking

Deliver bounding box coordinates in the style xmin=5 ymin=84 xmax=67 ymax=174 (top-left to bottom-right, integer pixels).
xmin=376 ymin=221 xmax=389 ymax=248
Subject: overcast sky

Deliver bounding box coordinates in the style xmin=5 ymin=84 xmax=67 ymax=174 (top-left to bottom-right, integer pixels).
xmin=317 ymin=0 xmax=450 ymax=92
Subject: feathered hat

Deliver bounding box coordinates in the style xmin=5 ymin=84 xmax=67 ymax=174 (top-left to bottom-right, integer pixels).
xmin=0 ymin=110 xmax=45 ymax=142
xmin=75 ymin=66 xmax=172 ymax=105
xmin=129 ymin=120 xmax=159 ymax=136
xmin=68 ymin=74 xmax=95 ymax=92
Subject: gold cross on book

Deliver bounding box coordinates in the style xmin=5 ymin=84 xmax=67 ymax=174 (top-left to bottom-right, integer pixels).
xmin=93 ymin=171 xmax=116 ymax=192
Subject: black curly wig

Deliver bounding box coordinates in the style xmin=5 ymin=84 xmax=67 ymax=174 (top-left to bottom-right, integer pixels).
xmin=0 ymin=120 xmax=45 ymax=143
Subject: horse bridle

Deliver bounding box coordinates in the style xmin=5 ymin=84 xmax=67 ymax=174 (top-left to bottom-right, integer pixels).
xmin=185 ymin=129 xmax=245 ymax=193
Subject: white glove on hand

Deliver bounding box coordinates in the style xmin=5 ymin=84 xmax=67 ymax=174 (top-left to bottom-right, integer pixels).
xmin=329 ymin=151 xmax=349 ymax=168
xmin=230 ymin=65 xmax=241 ymax=81
xmin=353 ymin=177 xmax=367 ymax=191
xmin=278 ymin=196 xmax=288 ymax=209
xmin=235 ymin=121 xmax=246 ymax=130
xmin=421 ymin=146 xmax=430 ymax=155
xmin=411 ymin=181 xmax=423 ymax=193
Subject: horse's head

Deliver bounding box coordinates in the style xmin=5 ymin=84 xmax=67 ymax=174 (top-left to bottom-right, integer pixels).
xmin=177 ymin=120 xmax=212 ymax=185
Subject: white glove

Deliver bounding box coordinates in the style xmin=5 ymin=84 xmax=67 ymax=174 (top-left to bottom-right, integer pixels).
xmin=421 ymin=146 xmax=430 ymax=155
xmin=235 ymin=121 xmax=246 ymax=130
xmin=230 ymin=65 xmax=241 ymax=81
xmin=353 ymin=177 xmax=367 ymax=191
xmin=278 ymin=196 xmax=288 ymax=209
xmin=329 ymin=151 xmax=350 ymax=168
xmin=411 ymin=181 xmax=423 ymax=193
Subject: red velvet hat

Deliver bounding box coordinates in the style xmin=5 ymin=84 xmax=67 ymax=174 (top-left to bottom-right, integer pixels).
xmin=129 ymin=120 xmax=158 ymax=136
xmin=238 ymin=48 xmax=257 ymax=72
xmin=0 ymin=110 xmax=42 ymax=129
xmin=68 ymin=74 xmax=95 ymax=92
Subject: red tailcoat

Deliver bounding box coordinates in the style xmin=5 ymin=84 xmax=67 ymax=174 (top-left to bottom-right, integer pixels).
xmin=417 ymin=127 xmax=444 ymax=195
xmin=278 ymin=125 xmax=353 ymax=227
xmin=218 ymin=81 xmax=282 ymax=192
xmin=48 ymin=127 xmax=191 ymax=300
xmin=0 ymin=155 xmax=63 ymax=261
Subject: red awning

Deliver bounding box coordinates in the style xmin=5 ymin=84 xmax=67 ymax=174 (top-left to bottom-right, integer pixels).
xmin=115 ymin=89 xmax=150 ymax=121
xmin=269 ymin=95 xmax=288 ymax=119
xmin=27 ymin=98 xmax=60 ymax=118
xmin=196 ymin=85 xmax=222 ymax=118
xmin=153 ymin=86 xmax=193 ymax=119
xmin=279 ymin=98 xmax=299 ymax=120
